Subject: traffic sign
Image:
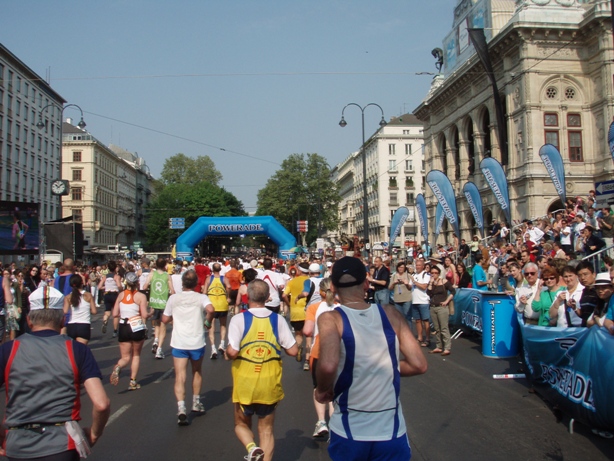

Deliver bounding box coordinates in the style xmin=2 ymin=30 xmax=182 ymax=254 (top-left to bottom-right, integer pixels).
xmin=169 ymin=217 xmax=185 ymax=229
xmin=595 ymin=180 xmax=614 ymax=207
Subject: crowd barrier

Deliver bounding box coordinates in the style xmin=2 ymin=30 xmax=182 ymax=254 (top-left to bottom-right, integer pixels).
xmin=519 ymin=320 xmax=614 ymax=432
xmin=451 ymin=289 xmax=519 ymax=358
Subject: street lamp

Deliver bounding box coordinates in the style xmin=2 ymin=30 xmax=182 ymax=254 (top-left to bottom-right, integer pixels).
xmin=36 ymin=103 xmax=87 ymax=220
xmin=339 ymin=103 xmax=386 ymax=258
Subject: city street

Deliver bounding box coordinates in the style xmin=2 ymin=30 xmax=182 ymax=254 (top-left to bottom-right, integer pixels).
xmin=29 ymin=313 xmax=609 ymax=461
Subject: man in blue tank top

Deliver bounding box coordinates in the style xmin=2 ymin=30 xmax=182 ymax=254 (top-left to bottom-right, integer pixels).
xmin=316 ymin=257 xmax=427 ymax=461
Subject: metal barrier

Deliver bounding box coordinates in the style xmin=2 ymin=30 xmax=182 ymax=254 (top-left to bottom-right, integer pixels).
xmin=581 ymin=244 xmax=614 ymax=273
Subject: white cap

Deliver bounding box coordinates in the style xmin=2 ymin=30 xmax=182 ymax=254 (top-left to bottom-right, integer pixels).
xmin=29 ymin=286 xmax=64 ymax=310
xmin=309 ymin=263 xmax=320 ymax=273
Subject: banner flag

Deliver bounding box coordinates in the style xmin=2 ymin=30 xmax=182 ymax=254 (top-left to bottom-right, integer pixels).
xmin=434 ymin=202 xmax=445 ymax=243
xmin=463 ymin=182 xmax=485 ymax=239
xmin=539 ymin=144 xmax=566 ymax=205
xmin=520 ymin=321 xmax=614 ymax=431
xmin=608 ymin=120 xmax=614 ymax=163
xmin=389 ymin=207 xmax=409 ymax=251
xmin=480 ymin=157 xmax=512 ymax=225
xmin=416 ymin=194 xmax=429 ymax=250
xmin=426 ymin=170 xmax=461 ymax=238
xmin=469 ymin=28 xmax=508 ymax=166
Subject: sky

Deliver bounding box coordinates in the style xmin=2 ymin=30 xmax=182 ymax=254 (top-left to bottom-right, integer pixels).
xmin=2 ymin=0 xmax=458 ymax=212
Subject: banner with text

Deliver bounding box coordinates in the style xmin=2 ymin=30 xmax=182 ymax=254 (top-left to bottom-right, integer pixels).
xmin=520 ymin=322 xmax=614 ymax=431
xmin=426 ymin=170 xmax=460 ymax=238
xmin=480 ymin=157 xmax=511 ymax=225
xmin=463 ymin=181 xmax=484 ymax=239
xmin=416 ymin=194 xmax=429 ymax=251
xmin=434 ymin=202 xmax=445 ymax=244
xmin=389 ymin=206 xmax=409 ymax=251
xmin=538 ymin=144 xmax=566 ymax=205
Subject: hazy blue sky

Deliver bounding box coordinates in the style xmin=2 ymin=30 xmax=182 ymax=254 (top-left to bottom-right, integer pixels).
xmin=3 ymin=0 xmax=457 ymax=211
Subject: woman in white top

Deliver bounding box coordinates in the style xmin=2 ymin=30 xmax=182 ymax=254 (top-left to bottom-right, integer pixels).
xmin=111 ymin=272 xmax=149 ymax=391
xmin=63 ymin=275 xmax=97 ymax=344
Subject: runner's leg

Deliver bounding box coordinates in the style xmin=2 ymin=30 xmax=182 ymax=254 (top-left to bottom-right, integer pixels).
xmin=257 ymin=412 xmax=276 ymax=461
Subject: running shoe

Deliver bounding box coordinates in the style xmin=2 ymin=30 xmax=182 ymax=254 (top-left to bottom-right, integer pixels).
xmin=110 ymin=365 xmax=121 ymax=386
xmin=152 ymin=342 xmax=158 ymax=354
xmin=244 ymin=446 xmax=264 ymax=461
xmin=303 ymin=361 xmax=310 ymax=371
xmin=192 ymin=401 xmax=206 ymax=413
xmin=155 ymin=349 xmax=165 ymax=360
xmin=101 ymin=319 xmax=108 ymax=334
xmin=177 ymin=406 xmax=188 ymax=426
xmin=112 ymin=331 xmax=117 ymax=338
xmin=296 ymin=345 xmax=302 ymax=363
xmin=128 ymin=379 xmax=141 ymax=391
xmin=218 ymin=341 xmax=226 ymax=352
xmin=312 ymin=420 xmax=329 ymax=438
xmin=210 ymin=350 xmax=218 ymax=360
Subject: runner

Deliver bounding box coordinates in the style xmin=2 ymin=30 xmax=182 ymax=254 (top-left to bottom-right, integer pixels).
xmin=110 ymin=272 xmax=149 ymax=390
xmin=226 ymin=279 xmax=298 ymax=461
xmin=63 ymin=274 xmax=97 ymax=345
xmin=98 ymin=260 xmax=122 ymax=338
xmin=256 ymin=259 xmax=285 ymax=313
xmin=142 ymin=258 xmax=175 ymax=359
xmin=203 ymin=263 xmax=232 ymax=359
xmin=162 ymin=270 xmax=215 ymax=425
xmin=225 ymin=260 xmax=242 ymax=314
xmin=297 ymin=263 xmax=323 ymax=370
xmin=282 ymin=262 xmax=310 ymax=363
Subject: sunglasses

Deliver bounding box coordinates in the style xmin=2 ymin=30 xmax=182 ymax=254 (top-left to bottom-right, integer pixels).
xmin=543 ymin=277 xmax=557 ymax=281
xmin=525 ymin=272 xmax=537 ymax=275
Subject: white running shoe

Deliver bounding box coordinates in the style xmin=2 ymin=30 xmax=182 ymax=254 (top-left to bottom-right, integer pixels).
xmin=313 ymin=420 xmax=329 ymax=438
xmin=155 ymin=349 xmax=165 ymax=360
xmin=192 ymin=401 xmax=206 ymax=413
xmin=177 ymin=406 xmax=188 ymax=426
xmin=244 ymin=446 xmax=264 ymax=461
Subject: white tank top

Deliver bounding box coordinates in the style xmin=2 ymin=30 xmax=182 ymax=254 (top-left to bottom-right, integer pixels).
xmin=104 ymin=273 xmax=119 ymax=292
xmin=329 ymin=303 xmax=406 ymax=441
xmin=119 ymin=290 xmax=140 ymax=318
xmin=68 ymin=290 xmax=92 ymax=324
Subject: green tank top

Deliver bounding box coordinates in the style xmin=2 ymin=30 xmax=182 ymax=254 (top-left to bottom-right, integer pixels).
xmin=149 ymin=271 xmax=170 ymax=310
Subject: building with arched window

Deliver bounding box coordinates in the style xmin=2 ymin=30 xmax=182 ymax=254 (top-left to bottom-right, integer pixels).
xmin=414 ymin=0 xmax=613 ymax=241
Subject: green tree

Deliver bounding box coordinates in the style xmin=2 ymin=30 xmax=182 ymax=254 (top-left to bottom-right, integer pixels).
xmin=256 ymin=153 xmax=339 ymax=243
xmin=145 ymin=181 xmax=245 ymax=250
xmin=160 ymin=153 xmax=222 ymax=186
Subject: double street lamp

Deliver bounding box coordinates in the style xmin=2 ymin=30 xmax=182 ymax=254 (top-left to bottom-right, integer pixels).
xmin=339 ymin=103 xmax=386 ymax=257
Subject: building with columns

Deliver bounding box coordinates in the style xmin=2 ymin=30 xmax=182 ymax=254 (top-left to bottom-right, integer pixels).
xmin=329 ymin=114 xmax=425 ymax=251
xmin=414 ymin=0 xmax=613 ymax=241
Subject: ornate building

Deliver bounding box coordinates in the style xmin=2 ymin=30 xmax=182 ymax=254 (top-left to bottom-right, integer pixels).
xmin=414 ymin=0 xmax=613 ymax=240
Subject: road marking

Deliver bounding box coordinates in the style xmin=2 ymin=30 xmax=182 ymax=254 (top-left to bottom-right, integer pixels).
xmin=106 ymin=404 xmax=131 ymax=427
xmin=154 ymin=367 xmax=174 ymax=384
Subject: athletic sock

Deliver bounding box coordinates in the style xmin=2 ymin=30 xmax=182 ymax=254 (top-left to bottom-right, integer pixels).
xmin=246 ymin=442 xmax=256 ymax=453
xmin=193 ymin=395 xmax=200 ymax=405
xmin=178 ymin=400 xmax=185 ymax=411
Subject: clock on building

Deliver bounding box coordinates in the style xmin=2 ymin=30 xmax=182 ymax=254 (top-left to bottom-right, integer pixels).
xmin=51 ymin=179 xmax=70 ymax=196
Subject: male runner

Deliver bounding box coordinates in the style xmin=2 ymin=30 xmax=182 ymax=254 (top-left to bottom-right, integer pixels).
xmin=143 ymin=257 xmax=175 ymax=359
xmin=203 ymin=263 xmax=232 ymax=359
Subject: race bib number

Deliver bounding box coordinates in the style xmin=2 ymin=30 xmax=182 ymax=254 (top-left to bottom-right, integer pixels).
xmin=129 ymin=316 xmax=145 ymax=332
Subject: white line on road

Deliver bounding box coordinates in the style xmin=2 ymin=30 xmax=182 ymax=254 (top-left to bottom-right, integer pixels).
xmin=154 ymin=367 xmax=174 ymax=384
xmin=106 ymin=404 xmax=131 ymax=427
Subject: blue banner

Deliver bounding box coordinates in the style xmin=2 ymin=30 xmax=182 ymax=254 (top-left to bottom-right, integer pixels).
xmin=520 ymin=322 xmax=614 ymax=431
xmin=539 ymin=144 xmax=566 ymax=205
xmin=608 ymin=120 xmax=614 ymax=163
xmin=389 ymin=206 xmax=409 ymax=250
xmin=463 ymin=182 xmax=484 ymax=239
xmin=426 ymin=170 xmax=460 ymax=238
xmin=480 ymin=157 xmax=511 ymax=225
xmin=434 ymin=202 xmax=445 ymax=243
xmin=416 ymin=194 xmax=429 ymax=249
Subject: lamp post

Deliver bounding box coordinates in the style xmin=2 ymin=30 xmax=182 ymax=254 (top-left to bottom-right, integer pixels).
xmin=36 ymin=104 xmax=87 ymax=220
xmin=339 ymin=103 xmax=386 ymax=259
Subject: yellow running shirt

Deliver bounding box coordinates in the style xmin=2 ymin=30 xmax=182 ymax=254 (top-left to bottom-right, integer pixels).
xmin=283 ymin=275 xmax=308 ymax=322
xmin=207 ymin=275 xmax=229 ymax=313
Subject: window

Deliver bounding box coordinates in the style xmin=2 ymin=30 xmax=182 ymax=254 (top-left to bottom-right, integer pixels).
xmin=403 ymin=130 xmax=410 ymax=135
xmin=390 ymin=192 xmax=398 ymax=205
xmin=405 ymin=144 xmax=412 ymax=156
xmin=388 ymin=160 xmax=397 ymax=171
xmin=405 ymin=159 xmax=413 ymax=171
xmin=545 ymin=131 xmax=559 ymax=148
xmin=544 ymin=113 xmax=558 ymax=126
xmin=545 ymin=87 xmax=557 ymax=99
xmin=421 ymin=160 xmax=426 ymax=172
xmin=72 ymin=209 xmax=83 ymax=222
xmin=568 ymin=113 xmax=581 ymax=127
xmin=569 ymin=131 xmax=583 ymax=162
xmin=73 ymin=151 xmax=82 ymax=162
xmin=72 ymin=187 xmax=82 ymax=201
xmin=388 ymin=144 xmax=396 ymax=155
xmin=72 ymin=169 xmax=82 ymax=181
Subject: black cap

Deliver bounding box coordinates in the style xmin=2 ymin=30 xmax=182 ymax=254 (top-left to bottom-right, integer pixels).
xmin=331 ymin=257 xmax=367 ymax=288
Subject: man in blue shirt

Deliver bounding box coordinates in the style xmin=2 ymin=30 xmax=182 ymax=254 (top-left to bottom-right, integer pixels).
xmin=472 ymin=254 xmax=489 ymax=291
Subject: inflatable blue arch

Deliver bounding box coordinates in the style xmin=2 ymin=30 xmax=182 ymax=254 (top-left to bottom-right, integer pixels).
xmin=175 ymin=216 xmax=297 ymax=261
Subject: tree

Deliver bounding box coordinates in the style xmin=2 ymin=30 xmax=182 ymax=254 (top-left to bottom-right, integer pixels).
xmin=256 ymin=153 xmax=340 ymax=243
xmin=145 ymin=181 xmax=245 ymax=251
xmin=159 ymin=153 xmax=222 ymax=186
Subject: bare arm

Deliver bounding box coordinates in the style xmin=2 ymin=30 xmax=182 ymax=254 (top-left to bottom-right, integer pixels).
xmin=84 ymin=291 xmax=97 ymax=316
xmin=384 ymin=305 xmax=427 ymax=376
xmin=303 ymin=320 xmax=315 ymax=338
xmin=141 ymin=271 xmax=154 ymax=291
xmin=3 ymin=276 xmax=13 ymax=305
xmin=315 ymin=311 xmax=342 ymax=403
xmin=82 ymin=378 xmax=110 ymax=447
xmin=112 ymin=292 xmax=124 ymax=319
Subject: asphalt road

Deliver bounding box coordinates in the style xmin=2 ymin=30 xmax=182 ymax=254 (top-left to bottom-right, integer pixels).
xmin=2 ymin=314 xmax=612 ymax=461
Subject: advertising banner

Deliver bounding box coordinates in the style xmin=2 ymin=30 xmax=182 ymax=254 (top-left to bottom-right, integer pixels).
xmin=480 ymin=157 xmax=511 ymax=225
xmin=389 ymin=207 xmax=409 ymax=251
xmin=520 ymin=322 xmax=614 ymax=431
xmin=0 ymin=201 xmax=40 ymax=255
xmin=463 ymin=182 xmax=484 ymax=238
xmin=608 ymin=120 xmax=614 ymax=163
xmin=416 ymin=194 xmax=429 ymax=250
xmin=426 ymin=170 xmax=460 ymax=238
xmin=539 ymin=144 xmax=566 ymax=205
xmin=434 ymin=202 xmax=445 ymax=243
